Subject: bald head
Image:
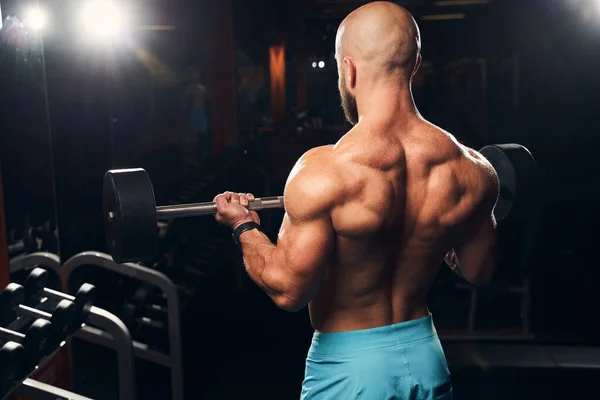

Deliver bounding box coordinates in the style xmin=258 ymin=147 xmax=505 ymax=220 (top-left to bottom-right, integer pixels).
xmin=337 ymin=1 xmax=421 ymax=78
xmin=335 ymin=2 xmax=422 ymax=124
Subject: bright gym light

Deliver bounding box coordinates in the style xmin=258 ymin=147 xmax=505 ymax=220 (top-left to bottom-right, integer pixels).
xmin=24 ymin=7 xmax=46 ymax=31
xmin=81 ymin=0 xmax=125 ymax=39
xmin=312 ymin=61 xmax=317 ymax=68
xmin=318 ymin=61 xmax=325 ymax=69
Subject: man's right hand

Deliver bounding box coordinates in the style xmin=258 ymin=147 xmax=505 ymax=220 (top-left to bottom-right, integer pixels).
xmin=444 ymin=249 xmax=456 ymax=269
xmin=445 ymin=249 xmax=465 ymax=279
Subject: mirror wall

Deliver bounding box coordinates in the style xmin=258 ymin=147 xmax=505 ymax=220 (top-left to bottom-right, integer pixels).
xmin=0 ymin=3 xmax=59 ymax=270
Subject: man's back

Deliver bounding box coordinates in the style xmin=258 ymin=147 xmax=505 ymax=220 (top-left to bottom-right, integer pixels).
xmin=310 ymin=119 xmax=498 ymax=333
xmin=211 ymin=3 xmax=501 ymax=397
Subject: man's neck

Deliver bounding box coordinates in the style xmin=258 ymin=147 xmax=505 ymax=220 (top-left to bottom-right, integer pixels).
xmin=356 ymin=85 xmax=419 ymax=126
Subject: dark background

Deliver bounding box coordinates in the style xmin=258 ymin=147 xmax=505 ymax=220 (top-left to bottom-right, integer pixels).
xmin=1 ymin=0 xmax=599 ymax=398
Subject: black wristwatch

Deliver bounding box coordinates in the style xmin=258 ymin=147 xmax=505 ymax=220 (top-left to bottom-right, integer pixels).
xmin=232 ymin=221 xmax=262 ymax=249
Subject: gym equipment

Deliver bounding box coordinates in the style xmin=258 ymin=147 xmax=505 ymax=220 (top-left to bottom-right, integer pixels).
xmin=12 ymin=378 xmax=94 ymax=400
xmin=121 ymin=284 xmax=170 ymax=351
xmin=7 ymin=220 xmax=58 ymax=258
xmin=0 ymin=283 xmax=77 ymax=347
xmin=123 ymin=302 xmax=167 ymax=323
xmin=479 ymin=144 xmax=539 ymax=222
xmin=121 ymin=302 xmax=169 ymax=351
xmin=63 ymin=251 xmax=182 ymax=400
xmin=1 ymin=251 xmax=135 ymax=400
xmin=0 ymin=283 xmax=25 ymax=324
xmin=103 ymin=168 xmax=284 ymax=263
xmin=0 ymin=341 xmax=24 ymax=394
xmin=103 ymin=144 xmax=539 ymax=263
xmin=24 ymin=268 xmax=95 ymax=332
xmin=0 ymin=319 xmax=53 ymax=373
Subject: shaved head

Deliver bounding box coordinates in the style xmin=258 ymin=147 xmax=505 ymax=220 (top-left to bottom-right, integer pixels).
xmin=335 ymin=2 xmax=422 ymax=124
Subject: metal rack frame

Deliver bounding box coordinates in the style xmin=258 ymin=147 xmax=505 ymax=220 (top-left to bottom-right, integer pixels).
xmin=62 ymin=251 xmax=183 ymax=400
xmin=14 ymin=378 xmax=94 ymax=400
xmin=5 ymin=252 xmax=137 ymax=399
xmin=74 ymin=305 xmax=136 ymax=400
xmin=1 ymin=305 xmax=134 ymax=400
xmin=9 ymin=252 xmax=61 ymax=277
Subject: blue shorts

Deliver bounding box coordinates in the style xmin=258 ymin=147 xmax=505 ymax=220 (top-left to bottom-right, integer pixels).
xmin=301 ymin=314 xmax=452 ymax=400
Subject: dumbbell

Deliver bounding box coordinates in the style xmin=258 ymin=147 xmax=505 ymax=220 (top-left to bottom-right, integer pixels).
xmin=0 ymin=341 xmax=25 ymax=395
xmin=0 ymin=283 xmax=76 ymax=348
xmin=7 ymin=220 xmax=57 ymax=257
xmin=0 ymin=319 xmax=53 ymax=378
xmin=122 ymin=301 xmax=167 ymax=327
xmin=121 ymin=303 xmax=168 ymax=350
xmin=122 ymin=302 xmax=167 ymax=327
xmin=24 ymin=268 xmax=95 ymax=334
xmin=7 ymin=242 xmax=29 ymax=258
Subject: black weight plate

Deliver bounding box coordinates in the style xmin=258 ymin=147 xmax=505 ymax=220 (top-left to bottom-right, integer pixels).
xmin=480 ymin=145 xmax=515 ymax=222
xmin=103 ymin=168 xmax=158 ymax=263
xmin=0 ymin=284 xmax=25 ymax=325
xmin=73 ymin=283 xmax=95 ymax=325
xmin=50 ymin=300 xmax=77 ymax=344
xmin=493 ymin=144 xmax=540 ymax=222
xmin=24 ymin=268 xmax=49 ymax=299
xmin=480 ymin=144 xmax=539 ymax=222
xmin=23 ymin=319 xmax=53 ymax=361
xmin=0 ymin=341 xmax=25 ymax=391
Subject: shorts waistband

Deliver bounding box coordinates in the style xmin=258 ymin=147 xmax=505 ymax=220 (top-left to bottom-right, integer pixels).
xmin=308 ymin=314 xmax=437 ymax=357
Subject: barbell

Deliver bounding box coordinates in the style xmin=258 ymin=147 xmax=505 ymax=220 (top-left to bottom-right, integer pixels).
xmin=103 ymin=143 xmax=540 ymax=264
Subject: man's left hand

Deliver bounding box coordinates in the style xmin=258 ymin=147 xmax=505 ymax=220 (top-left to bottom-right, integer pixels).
xmin=214 ymin=192 xmax=261 ymax=230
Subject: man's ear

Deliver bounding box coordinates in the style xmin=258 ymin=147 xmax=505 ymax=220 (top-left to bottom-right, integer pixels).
xmin=343 ymin=57 xmax=356 ymax=89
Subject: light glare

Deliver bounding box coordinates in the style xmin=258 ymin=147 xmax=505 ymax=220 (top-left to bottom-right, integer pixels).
xmin=318 ymin=61 xmax=325 ymax=69
xmin=81 ymin=1 xmax=124 ymax=39
xmin=24 ymin=7 xmax=46 ymax=31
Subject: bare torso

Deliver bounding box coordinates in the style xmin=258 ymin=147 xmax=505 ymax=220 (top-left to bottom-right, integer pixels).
xmin=309 ymin=118 xmax=494 ymax=332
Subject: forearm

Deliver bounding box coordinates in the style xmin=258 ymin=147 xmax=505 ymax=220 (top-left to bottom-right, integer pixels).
xmin=238 ymin=228 xmax=291 ymax=305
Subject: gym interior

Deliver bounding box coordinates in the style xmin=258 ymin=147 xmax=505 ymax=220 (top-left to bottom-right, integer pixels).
xmin=0 ymin=0 xmax=599 ymax=399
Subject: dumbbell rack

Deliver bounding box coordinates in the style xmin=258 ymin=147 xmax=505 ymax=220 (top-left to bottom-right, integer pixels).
xmin=2 ymin=307 xmax=133 ymax=400
xmin=6 ymin=253 xmax=137 ymax=400
xmin=9 ymin=252 xmax=61 ymax=277
xmin=8 ymin=378 xmax=93 ymax=400
xmin=62 ymin=251 xmax=183 ymax=400
xmin=6 ymin=220 xmax=58 ymax=259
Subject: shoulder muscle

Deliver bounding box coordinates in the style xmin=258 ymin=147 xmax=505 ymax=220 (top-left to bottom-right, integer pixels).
xmin=284 ymin=146 xmax=341 ymax=221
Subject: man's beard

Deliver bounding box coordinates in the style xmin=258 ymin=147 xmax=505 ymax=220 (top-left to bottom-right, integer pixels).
xmin=340 ymin=83 xmax=359 ymax=125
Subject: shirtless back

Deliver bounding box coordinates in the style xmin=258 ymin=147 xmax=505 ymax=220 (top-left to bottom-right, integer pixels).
xmin=214 ymin=2 xmax=499 ymax=398
xmin=298 ymin=2 xmax=499 ymax=398
xmin=309 ymin=119 xmax=499 ymax=333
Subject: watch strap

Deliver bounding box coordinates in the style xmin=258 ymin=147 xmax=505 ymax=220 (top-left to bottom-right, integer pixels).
xmin=232 ymin=221 xmax=262 ymax=248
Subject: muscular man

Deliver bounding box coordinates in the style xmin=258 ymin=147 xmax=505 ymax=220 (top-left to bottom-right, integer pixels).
xmin=214 ymin=2 xmax=499 ymax=399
